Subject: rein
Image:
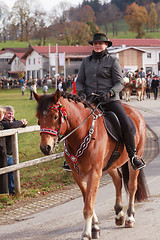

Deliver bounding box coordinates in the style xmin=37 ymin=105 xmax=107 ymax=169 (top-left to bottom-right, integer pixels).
xmin=58 ymin=104 xmax=101 ymax=143
xmin=39 ymin=102 xmax=102 ymax=143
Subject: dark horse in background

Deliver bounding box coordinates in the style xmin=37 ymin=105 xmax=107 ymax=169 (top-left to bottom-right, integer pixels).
xmin=34 ymin=90 xmax=149 ymax=240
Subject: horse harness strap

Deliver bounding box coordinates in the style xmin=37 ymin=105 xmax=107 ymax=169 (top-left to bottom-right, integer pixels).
xmin=64 ymin=113 xmax=101 ymax=175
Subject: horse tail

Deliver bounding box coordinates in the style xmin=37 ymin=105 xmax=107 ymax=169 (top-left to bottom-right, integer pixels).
xmin=121 ymin=162 xmax=149 ymax=202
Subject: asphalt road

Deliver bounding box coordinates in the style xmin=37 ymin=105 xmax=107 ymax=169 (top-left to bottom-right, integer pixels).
xmin=0 ymin=96 xmax=160 ymax=240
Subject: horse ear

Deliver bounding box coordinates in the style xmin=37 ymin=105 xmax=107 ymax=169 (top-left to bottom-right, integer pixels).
xmin=33 ymin=92 xmax=40 ymax=102
xmin=54 ymin=89 xmax=61 ymax=103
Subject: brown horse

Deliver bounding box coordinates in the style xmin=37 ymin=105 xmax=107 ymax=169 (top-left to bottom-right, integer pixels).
xmin=34 ymin=90 xmax=149 ymax=240
xmin=135 ymin=78 xmax=146 ymax=101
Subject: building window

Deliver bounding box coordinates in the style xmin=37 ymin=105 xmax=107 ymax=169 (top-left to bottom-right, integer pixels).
xmin=146 ymin=67 xmax=152 ymax=75
xmin=147 ymin=53 xmax=151 ymax=58
xmin=28 ymin=59 xmax=31 ymax=65
xmin=15 ymin=60 xmax=16 ymax=65
xmin=33 ymin=58 xmax=35 ymax=64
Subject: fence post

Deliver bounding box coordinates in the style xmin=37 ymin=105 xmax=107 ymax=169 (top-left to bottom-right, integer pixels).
xmin=11 ymin=133 xmax=21 ymax=195
xmin=0 ymin=137 xmax=8 ymax=194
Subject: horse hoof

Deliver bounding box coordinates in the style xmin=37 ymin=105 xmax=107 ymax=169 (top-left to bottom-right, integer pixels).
xmin=92 ymin=229 xmax=100 ymax=239
xmin=125 ymin=220 xmax=135 ymax=228
xmin=81 ymin=234 xmax=92 ymax=240
xmin=115 ymin=215 xmax=125 ymax=226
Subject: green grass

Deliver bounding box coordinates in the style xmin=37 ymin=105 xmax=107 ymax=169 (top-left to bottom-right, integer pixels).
xmin=0 ymin=88 xmax=74 ymax=209
xmin=103 ymin=19 xmax=160 ymax=39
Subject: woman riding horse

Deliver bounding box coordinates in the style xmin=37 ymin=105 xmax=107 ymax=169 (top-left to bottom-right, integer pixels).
xmin=34 ymin=89 xmax=148 ymax=239
xmin=76 ymin=33 xmax=145 ymax=170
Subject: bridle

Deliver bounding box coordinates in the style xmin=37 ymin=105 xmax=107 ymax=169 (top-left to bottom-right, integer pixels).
xmin=37 ymin=101 xmax=102 ymax=175
xmin=37 ymin=102 xmax=102 ymax=144
xmin=38 ymin=103 xmax=67 ymax=140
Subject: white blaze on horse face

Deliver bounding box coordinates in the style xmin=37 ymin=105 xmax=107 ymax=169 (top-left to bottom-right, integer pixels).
xmin=43 ymin=111 xmax=48 ymax=116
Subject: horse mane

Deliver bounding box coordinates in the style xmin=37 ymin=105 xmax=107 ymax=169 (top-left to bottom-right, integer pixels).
xmin=61 ymin=92 xmax=93 ymax=109
xmin=37 ymin=92 xmax=94 ymax=115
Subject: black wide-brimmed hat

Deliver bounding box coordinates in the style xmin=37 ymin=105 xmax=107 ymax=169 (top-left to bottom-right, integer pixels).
xmin=88 ymin=33 xmax=112 ymax=47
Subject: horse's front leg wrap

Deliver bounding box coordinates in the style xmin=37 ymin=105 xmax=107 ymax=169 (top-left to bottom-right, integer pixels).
xmin=82 ymin=217 xmax=92 ymax=240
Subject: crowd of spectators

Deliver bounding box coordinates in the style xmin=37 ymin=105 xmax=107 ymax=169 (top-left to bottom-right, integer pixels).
xmin=0 ymin=75 xmax=76 ymax=92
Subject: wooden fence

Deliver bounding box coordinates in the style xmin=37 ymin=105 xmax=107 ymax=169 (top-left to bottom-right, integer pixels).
xmin=0 ymin=126 xmax=64 ymax=195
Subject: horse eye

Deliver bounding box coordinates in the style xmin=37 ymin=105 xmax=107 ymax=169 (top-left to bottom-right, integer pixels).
xmin=53 ymin=115 xmax=58 ymax=120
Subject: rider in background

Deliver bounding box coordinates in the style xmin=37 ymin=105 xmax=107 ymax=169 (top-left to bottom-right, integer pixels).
xmin=138 ymin=67 xmax=145 ymax=78
xmin=76 ymin=33 xmax=146 ymax=171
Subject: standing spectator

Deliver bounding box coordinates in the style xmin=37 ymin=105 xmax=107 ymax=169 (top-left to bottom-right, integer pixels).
xmin=29 ymin=83 xmax=34 ymax=100
xmin=58 ymin=80 xmax=63 ymax=92
xmin=1 ymin=106 xmax=27 ymax=195
xmin=62 ymin=79 xmax=67 ymax=92
xmin=0 ymin=106 xmax=5 ymax=128
xmin=21 ymin=85 xmax=25 ymax=96
xmin=146 ymin=74 xmax=152 ymax=99
xmin=43 ymin=83 xmax=48 ymax=94
xmin=72 ymin=78 xmax=77 ymax=95
xmin=151 ymin=75 xmax=159 ymax=100
xmin=20 ymin=78 xmax=24 ymax=86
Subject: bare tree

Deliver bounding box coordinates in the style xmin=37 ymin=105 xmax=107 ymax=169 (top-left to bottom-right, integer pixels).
xmin=96 ymin=4 xmax=122 ymax=36
xmin=31 ymin=9 xmax=49 ymax=46
xmin=49 ymin=1 xmax=72 ymax=24
xmin=0 ymin=1 xmax=10 ymax=42
xmin=10 ymin=0 xmax=32 ymax=41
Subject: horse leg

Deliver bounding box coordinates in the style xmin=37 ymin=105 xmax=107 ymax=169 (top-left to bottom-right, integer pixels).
xmin=129 ymin=89 xmax=131 ymax=101
xmin=126 ymin=90 xmax=129 ymax=102
xmin=72 ymin=170 xmax=100 ymax=240
xmin=125 ymin=165 xmax=139 ymax=228
xmin=82 ymin=170 xmax=101 ymax=240
xmin=137 ymin=91 xmax=140 ymax=101
xmin=140 ymin=90 xmax=143 ymax=101
xmin=108 ymin=169 xmax=124 ymax=226
xmin=91 ymin=210 xmax=100 ymax=239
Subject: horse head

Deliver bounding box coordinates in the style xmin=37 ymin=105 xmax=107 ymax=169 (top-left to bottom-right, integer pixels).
xmin=34 ymin=90 xmax=67 ymax=155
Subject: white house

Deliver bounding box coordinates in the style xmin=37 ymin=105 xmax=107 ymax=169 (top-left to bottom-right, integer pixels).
xmin=0 ymin=50 xmax=15 ymax=76
xmin=9 ymin=53 xmax=26 ymax=76
xmin=1 ymin=39 xmax=160 ymax=79
xmin=111 ymin=39 xmax=160 ymax=75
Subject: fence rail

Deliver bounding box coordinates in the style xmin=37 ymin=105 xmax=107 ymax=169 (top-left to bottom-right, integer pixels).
xmin=0 ymin=125 xmax=64 ymax=195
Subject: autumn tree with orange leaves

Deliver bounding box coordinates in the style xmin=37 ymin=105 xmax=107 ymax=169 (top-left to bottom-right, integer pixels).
xmin=149 ymin=3 xmax=158 ymax=32
xmin=125 ymin=2 xmax=148 ymax=38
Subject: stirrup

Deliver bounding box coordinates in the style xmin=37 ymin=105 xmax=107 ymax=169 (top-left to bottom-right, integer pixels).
xmin=130 ymin=155 xmax=146 ymax=170
xmin=62 ymin=161 xmax=71 ymax=172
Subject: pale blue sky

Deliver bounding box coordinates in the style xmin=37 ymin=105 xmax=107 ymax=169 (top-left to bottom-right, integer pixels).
xmin=4 ymin=0 xmax=110 ymax=12
xmin=4 ymin=0 xmax=83 ymax=12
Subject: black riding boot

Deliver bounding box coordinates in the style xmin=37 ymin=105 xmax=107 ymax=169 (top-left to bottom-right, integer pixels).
xmin=124 ymin=133 xmax=146 ymax=170
xmin=62 ymin=161 xmax=71 ymax=172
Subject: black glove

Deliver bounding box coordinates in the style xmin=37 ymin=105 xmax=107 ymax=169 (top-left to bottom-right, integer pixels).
xmin=78 ymin=91 xmax=86 ymax=101
xmin=98 ymin=92 xmax=111 ymax=102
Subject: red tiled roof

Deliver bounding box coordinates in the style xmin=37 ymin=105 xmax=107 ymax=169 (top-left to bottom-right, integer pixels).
xmin=0 ymin=50 xmax=10 ymax=55
xmin=1 ymin=47 xmax=28 ymax=53
xmin=9 ymin=52 xmax=26 ymax=64
xmin=110 ymin=39 xmax=160 ymax=47
xmin=32 ymin=46 xmax=93 ymax=55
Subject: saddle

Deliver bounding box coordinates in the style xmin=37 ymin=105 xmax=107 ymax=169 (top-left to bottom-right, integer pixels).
xmin=102 ymin=111 xmax=136 ymax=171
